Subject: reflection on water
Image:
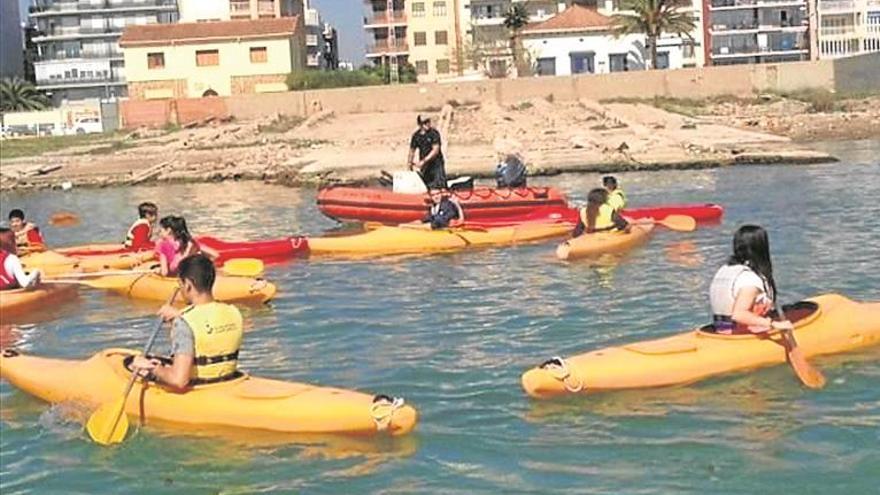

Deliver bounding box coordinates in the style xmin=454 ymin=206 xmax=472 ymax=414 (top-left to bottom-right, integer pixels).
xmin=1 ymin=142 xmax=879 ymax=493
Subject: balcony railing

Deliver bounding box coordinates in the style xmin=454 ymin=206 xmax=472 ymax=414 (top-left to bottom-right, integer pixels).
xmin=36 ymin=74 xmax=126 ymax=86
xmin=712 ymin=43 xmax=808 ymax=55
xmin=30 ymin=0 xmax=177 ymax=16
xmin=365 ymin=40 xmax=409 ymax=55
xmin=230 ymin=1 xmax=251 ymax=15
xmin=711 ymin=0 xmax=805 ymax=8
xmin=818 ymin=0 xmax=856 ymax=10
xmin=40 ymin=50 xmax=123 ymax=61
xmin=257 ymin=0 xmax=276 ymax=15
xmin=364 ymin=12 xmax=407 ymax=26
xmin=820 ymin=26 xmax=857 ymax=36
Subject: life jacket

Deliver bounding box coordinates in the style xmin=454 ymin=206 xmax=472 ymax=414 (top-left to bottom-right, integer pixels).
xmin=124 ymin=218 xmax=152 ymax=249
xmin=0 ymin=250 xmax=15 ymax=290
xmin=15 ymin=224 xmax=46 ymax=254
xmin=180 ymin=301 xmax=243 ymax=382
xmin=608 ymin=188 xmax=627 ymax=211
xmin=579 ymin=203 xmax=618 ymax=233
xmin=709 ymin=264 xmax=774 ymax=334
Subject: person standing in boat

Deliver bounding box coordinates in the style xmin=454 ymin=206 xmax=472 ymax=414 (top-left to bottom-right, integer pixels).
xmin=709 ymin=225 xmax=794 ymax=335
xmin=133 ymin=254 xmax=243 ymax=392
xmin=407 ymin=114 xmax=447 ymax=190
xmin=603 ymin=176 xmax=626 ymax=211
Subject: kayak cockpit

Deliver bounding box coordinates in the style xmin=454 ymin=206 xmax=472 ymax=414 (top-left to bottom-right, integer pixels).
xmin=696 ymin=301 xmax=821 ymax=338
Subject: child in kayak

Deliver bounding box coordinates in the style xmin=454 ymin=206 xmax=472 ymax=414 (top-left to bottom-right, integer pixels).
xmin=8 ymin=209 xmax=46 ymax=254
xmin=0 ymin=228 xmax=41 ymax=290
xmin=709 ymin=225 xmax=794 ymax=335
xmin=125 ymin=202 xmax=158 ymax=251
xmin=603 ymin=176 xmax=626 ymax=211
xmin=133 ymin=254 xmax=243 ymax=391
xmin=154 ymin=216 xmax=218 ymax=276
xmin=572 ymin=189 xmax=629 ymax=238
xmin=422 ymin=195 xmax=464 ymax=230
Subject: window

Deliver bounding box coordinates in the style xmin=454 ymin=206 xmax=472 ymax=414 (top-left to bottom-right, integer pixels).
xmin=535 ymin=57 xmax=556 ymax=76
xmin=147 ymin=52 xmax=164 ymax=69
xmin=436 ymin=58 xmax=450 ymax=74
xmin=609 ymin=53 xmax=629 ymax=72
xmin=412 ymin=2 xmax=425 ymax=17
xmin=433 ymin=1 xmax=446 ymax=16
xmin=196 ymin=49 xmax=220 ymax=67
xmin=414 ymin=31 xmax=427 ymax=46
xmin=655 ymin=52 xmax=670 ymax=70
xmin=415 ymin=60 xmax=429 ymax=74
xmin=435 ymin=30 xmax=448 ymax=45
xmin=569 ymin=52 xmax=594 ymax=74
xmin=250 ymin=46 xmax=268 ymax=63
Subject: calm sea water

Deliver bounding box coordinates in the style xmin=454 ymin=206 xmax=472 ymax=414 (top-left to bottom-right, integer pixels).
xmin=1 ymin=140 xmax=878 ymax=494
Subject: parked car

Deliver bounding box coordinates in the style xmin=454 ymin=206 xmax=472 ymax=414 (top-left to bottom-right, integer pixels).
xmin=73 ymin=117 xmax=103 ymax=135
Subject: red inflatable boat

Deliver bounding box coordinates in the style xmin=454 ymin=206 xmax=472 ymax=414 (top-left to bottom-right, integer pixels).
xmin=57 ymin=236 xmax=309 ymax=264
xmin=316 ymin=186 xmax=569 ymax=224
xmin=464 ymin=204 xmax=724 ymax=228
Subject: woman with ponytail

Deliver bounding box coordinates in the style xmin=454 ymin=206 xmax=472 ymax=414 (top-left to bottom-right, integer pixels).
xmin=572 ymin=188 xmax=629 ymax=238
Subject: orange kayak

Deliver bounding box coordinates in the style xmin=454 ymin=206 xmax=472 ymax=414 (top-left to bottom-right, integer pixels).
xmin=521 ymin=294 xmax=880 ymax=399
xmin=21 ymin=250 xmax=156 ymax=277
xmin=0 ymin=348 xmax=418 ymax=437
xmin=556 ymin=224 xmax=654 ymax=260
xmin=0 ymin=284 xmax=78 ymax=320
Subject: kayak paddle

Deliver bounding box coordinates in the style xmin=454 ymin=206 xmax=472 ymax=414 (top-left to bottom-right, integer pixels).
xmin=86 ymin=289 xmax=179 ymax=446
xmin=773 ymin=300 xmax=826 ymax=389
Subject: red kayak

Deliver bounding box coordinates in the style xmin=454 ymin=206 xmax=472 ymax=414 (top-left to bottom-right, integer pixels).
xmin=57 ymin=236 xmax=309 ymax=264
xmin=316 ymin=186 xmax=568 ymax=224
xmin=464 ymin=204 xmax=723 ymax=228
xmin=197 ymin=236 xmax=309 ymax=264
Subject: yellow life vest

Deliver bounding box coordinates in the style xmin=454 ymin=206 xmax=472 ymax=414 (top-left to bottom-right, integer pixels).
xmin=579 ymin=203 xmax=618 ymax=232
xmin=180 ymin=302 xmax=243 ymax=381
xmin=124 ymin=218 xmax=152 ymax=248
xmin=608 ymin=188 xmax=627 ymax=211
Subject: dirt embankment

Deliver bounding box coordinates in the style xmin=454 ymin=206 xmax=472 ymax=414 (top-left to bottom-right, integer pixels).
xmin=3 ymin=92 xmax=871 ymax=192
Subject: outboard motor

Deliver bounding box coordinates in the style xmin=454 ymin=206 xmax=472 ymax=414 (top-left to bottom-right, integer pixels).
xmin=495 ymin=155 xmax=527 ymax=188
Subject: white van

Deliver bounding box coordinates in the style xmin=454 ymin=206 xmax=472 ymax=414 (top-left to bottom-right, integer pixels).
xmin=73 ymin=117 xmax=103 ymax=135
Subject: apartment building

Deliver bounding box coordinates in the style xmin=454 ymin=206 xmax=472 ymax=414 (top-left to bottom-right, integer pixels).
xmin=121 ymin=18 xmax=304 ymax=99
xmin=303 ymin=0 xmax=327 ymax=68
xmin=469 ymin=0 xmax=562 ymax=76
xmin=703 ymin=0 xmax=812 ymax=65
xmin=815 ymin=0 xmax=880 ymax=58
xmin=28 ymin=0 xmax=179 ymax=104
xmin=364 ymin=0 xmax=410 ymax=79
xmin=1 ymin=0 xmax=24 ymax=78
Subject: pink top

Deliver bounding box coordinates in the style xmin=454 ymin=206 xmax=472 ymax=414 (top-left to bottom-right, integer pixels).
xmin=155 ymin=238 xmax=183 ymax=274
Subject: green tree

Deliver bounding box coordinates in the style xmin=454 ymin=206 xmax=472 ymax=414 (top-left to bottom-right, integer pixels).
xmin=0 ymin=77 xmax=50 ymax=112
xmin=503 ymin=3 xmax=530 ymax=76
xmin=612 ymin=0 xmax=695 ymax=70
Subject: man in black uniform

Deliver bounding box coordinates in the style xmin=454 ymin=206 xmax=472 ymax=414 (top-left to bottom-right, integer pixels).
xmin=407 ymin=114 xmax=447 ymax=190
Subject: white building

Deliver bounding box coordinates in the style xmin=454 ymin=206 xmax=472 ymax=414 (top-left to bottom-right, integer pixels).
xmin=1 ymin=0 xmax=24 ymax=78
xmin=521 ymin=4 xmax=686 ymax=76
xmin=816 ymin=0 xmax=880 ymax=58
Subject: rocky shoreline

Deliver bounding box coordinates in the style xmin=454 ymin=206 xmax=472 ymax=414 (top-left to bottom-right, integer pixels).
xmin=2 ymin=93 xmax=871 ymax=193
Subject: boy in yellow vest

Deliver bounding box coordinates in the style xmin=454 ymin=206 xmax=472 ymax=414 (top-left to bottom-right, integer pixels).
xmin=603 ymin=176 xmax=627 ymax=212
xmin=133 ymin=254 xmax=243 ymax=391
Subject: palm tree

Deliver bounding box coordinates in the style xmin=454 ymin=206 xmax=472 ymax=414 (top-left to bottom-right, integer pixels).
xmin=612 ymin=0 xmax=695 ymax=70
xmin=0 ymin=77 xmax=50 ymax=113
xmin=503 ymin=3 xmax=530 ymax=76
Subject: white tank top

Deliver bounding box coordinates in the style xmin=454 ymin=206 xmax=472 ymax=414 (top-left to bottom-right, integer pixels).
xmin=709 ymin=264 xmax=771 ymax=317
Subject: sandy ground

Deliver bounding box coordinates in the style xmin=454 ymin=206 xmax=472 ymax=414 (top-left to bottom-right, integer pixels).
xmin=1 ymin=94 xmax=863 ymax=192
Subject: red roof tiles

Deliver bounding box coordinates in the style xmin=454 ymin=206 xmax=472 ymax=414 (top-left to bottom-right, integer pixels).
xmin=120 ymin=17 xmax=299 ymax=47
xmin=522 ymin=5 xmax=614 ymax=34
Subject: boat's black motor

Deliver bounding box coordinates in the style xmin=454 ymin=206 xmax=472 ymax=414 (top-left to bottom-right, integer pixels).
xmin=496 ymin=155 xmax=527 ymax=188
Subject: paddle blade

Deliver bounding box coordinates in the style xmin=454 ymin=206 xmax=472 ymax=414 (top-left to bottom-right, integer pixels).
xmin=784 ymin=333 xmax=827 ymax=389
xmin=221 ymin=258 xmax=264 ymax=277
xmin=86 ymin=398 xmax=130 ymax=446
xmin=658 ymin=215 xmax=697 ymax=232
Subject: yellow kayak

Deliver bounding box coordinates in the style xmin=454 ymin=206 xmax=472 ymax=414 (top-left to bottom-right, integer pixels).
xmin=556 ymin=224 xmax=654 ymax=260
xmin=521 ymin=294 xmax=880 ymax=399
xmin=0 ymin=284 xmax=78 ymax=320
xmin=0 ymin=348 xmax=417 ymax=437
xmin=21 ymin=250 xmax=156 ymax=277
xmin=309 ymin=223 xmax=571 ymax=257
xmin=80 ymin=273 xmax=276 ymax=305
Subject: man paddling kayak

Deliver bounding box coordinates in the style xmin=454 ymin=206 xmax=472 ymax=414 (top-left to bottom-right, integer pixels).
xmin=132 ymin=254 xmax=243 ymax=392
xmin=709 ymin=225 xmax=794 ymax=334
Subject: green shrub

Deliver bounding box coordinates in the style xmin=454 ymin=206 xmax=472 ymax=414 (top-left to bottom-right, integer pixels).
xmin=286 ymin=70 xmax=384 ymax=90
